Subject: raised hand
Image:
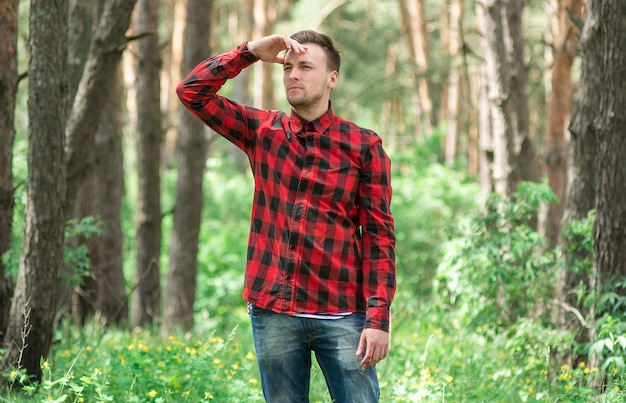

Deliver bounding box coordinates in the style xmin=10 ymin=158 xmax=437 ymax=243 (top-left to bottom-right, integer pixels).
xmin=247 ymin=34 xmax=307 ymax=64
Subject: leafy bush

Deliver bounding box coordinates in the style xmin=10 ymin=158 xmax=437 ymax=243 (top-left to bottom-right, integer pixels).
xmin=436 ymin=181 xmax=559 ymax=328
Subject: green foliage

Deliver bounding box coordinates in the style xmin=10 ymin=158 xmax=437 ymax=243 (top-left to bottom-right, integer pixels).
xmin=4 ymin=303 xmax=625 ymax=402
xmin=437 ymin=181 xmax=559 ymax=328
xmin=590 ymin=316 xmax=626 ymax=372
xmin=2 ymin=321 xmax=265 ymax=403
xmin=392 ymin=153 xmax=480 ymax=300
xmin=561 ymin=209 xmax=595 ymax=276
xmin=63 ymin=216 xmax=105 ymax=288
xmin=3 ymin=169 xmax=626 ymax=402
xmin=2 ymin=216 xmax=103 ymax=288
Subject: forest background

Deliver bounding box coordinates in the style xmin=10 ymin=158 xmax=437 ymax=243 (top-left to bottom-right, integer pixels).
xmin=1 ymin=0 xmax=626 ymax=401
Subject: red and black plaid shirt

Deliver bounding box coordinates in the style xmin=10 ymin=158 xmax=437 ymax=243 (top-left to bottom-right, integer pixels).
xmin=177 ymin=43 xmax=396 ymax=331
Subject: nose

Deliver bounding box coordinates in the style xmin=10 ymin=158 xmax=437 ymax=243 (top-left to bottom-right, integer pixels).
xmin=287 ymin=67 xmax=300 ymax=81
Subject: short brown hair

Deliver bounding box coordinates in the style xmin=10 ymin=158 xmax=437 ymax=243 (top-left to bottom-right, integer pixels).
xmin=290 ymin=30 xmax=341 ymax=73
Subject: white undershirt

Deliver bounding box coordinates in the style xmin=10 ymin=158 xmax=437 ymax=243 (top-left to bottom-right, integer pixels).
xmin=292 ymin=312 xmax=353 ymax=320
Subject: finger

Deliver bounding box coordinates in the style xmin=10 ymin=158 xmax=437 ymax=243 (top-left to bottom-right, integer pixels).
xmin=286 ymin=38 xmax=307 ymax=54
xmin=356 ymin=333 xmax=366 ymax=357
xmin=361 ymin=343 xmax=379 ymax=366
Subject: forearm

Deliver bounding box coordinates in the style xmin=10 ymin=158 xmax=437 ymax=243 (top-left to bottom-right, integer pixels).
xmin=176 ymin=43 xmax=259 ymax=150
xmin=176 ymin=42 xmax=258 ymax=112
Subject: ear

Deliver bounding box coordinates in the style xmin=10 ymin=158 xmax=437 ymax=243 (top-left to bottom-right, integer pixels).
xmin=328 ymin=70 xmax=338 ymax=89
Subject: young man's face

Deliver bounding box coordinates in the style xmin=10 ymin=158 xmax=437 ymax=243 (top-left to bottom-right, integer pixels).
xmin=283 ymin=43 xmax=338 ymax=112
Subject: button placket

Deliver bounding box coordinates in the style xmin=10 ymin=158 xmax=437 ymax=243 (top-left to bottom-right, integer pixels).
xmin=282 ymin=124 xmax=315 ymax=307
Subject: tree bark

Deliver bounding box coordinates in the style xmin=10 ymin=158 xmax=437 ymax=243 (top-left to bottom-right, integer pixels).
xmin=65 ymin=0 xmax=138 ymax=217
xmin=64 ymin=0 xmax=98 ymax=325
xmin=553 ymin=0 xmax=604 ymax=366
xmin=163 ymin=0 xmax=213 ymax=334
xmin=252 ymin=0 xmax=278 ymax=109
xmin=2 ymin=0 xmax=68 ymax=382
xmin=594 ymin=0 xmax=626 ymax=290
xmin=543 ymin=0 xmax=584 ymax=248
xmin=96 ymin=65 xmax=128 ymax=328
xmin=476 ymin=0 xmax=539 ymax=200
xmin=398 ymin=0 xmax=433 ymax=137
xmin=131 ymin=0 xmax=162 ymax=327
xmin=0 ymin=0 xmax=18 ymax=341
xmin=443 ymin=0 xmax=465 ymax=167
xmin=228 ymin=0 xmax=254 ymax=173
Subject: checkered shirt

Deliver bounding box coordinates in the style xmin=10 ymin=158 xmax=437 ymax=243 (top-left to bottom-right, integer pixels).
xmin=177 ymin=43 xmax=396 ymax=331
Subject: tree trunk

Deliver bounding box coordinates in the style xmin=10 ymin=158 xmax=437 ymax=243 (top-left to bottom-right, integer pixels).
xmin=163 ymin=0 xmax=213 ymax=334
xmin=228 ymin=0 xmax=254 ymax=173
xmin=476 ymin=0 xmax=539 ymax=199
xmin=131 ymin=0 xmax=162 ymax=327
xmin=252 ymin=0 xmax=278 ymax=109
xmin=64 ymin=0 xmax=98 ymax=325
xmin=0 ymin=0 xmax=18 ymax=340
xmin=553 ymin=3 xmax=597 ymax=365
xmin=96 ymin=64 xmax=128 ymax=328
xmin=398 ymin=0 xmax=433 ymax=137
xmin=2 ymin=0 xmax=68 ymax=382
xmin=443 ymin=0 xmax=465 ymax=167
xmin=161 ymin=0 xmax=188 ymax=172
xmin=594 ymin=0 xmax=626 ymax=294
xmin=543 ymin=0 xmax=584 ymax=248
xmin=65 ymin=0 xmax=138 ymax=217
xmin=71 ymin=163 xmax=99 ymax=325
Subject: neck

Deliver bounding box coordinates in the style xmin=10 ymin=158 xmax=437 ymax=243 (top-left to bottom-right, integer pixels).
xmin=292 ymin=100 xmax=329 ymax=122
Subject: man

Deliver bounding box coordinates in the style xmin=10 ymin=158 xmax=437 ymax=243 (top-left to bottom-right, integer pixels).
xmin=177 ymin=30 xmax=396 ymax=403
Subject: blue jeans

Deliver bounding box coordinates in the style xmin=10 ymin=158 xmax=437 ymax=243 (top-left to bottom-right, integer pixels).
xmin=249 ymin=306 xmax=380 ymax=403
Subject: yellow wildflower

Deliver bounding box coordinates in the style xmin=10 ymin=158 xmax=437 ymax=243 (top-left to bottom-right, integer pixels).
xmin=148 ymin=390 xmax=158 ymax=398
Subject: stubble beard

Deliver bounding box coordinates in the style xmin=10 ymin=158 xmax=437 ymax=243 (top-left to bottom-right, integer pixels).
xmin=287 ymin=89 xmax=324 ymax=113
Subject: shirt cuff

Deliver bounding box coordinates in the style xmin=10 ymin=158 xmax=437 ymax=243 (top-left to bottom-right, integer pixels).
xmin=364 ymin=307 xmax=391 ymax=332
xmin=239 ymin=41 xmax=260 ymax=62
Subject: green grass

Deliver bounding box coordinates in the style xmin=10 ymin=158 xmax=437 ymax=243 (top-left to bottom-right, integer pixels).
xmin=2 ymin=300 xmax=625 ymax=402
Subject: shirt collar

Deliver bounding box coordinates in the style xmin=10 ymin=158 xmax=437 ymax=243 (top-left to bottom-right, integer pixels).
xmin=290 ymin=101 xmax=335 ymax=135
